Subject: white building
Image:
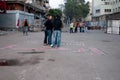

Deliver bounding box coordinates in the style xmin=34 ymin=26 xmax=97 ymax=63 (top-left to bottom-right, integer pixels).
xmin=92 ymin=0 xmax=120 ymax=16
xmin=85 ymin=2 xmax=92 ymax=21
xmin=92 ymin=0 xmax=120 ymax=34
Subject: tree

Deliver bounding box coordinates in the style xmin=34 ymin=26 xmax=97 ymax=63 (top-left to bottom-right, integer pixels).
xmin=47 ymin=9 xmax=62 ymax=19
xmin=64 ymin=0 xmax=89 ymax=21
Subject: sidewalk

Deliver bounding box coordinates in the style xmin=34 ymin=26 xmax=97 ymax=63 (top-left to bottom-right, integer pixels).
xmin=0 ymin=30 xmax=19 ymax=36
xmin=0 ymin=30 xmax=7 ymax=36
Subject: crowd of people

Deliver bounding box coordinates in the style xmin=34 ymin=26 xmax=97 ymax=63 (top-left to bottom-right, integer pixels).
xmin=21 ymin=16 xmax=90 ymax=48
xmin=69 ymin=21 xmax=90 ymax=33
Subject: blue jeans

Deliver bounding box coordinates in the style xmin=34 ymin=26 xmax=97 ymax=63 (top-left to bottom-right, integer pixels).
xmin=52 ymin=30 xmax=61 ymax=47
xmin=79 ymin=26 xmax=82 ymax=32
xmin=47 ymin=30 xmax=52 ymax=45
xmin=23 ymin=26 xmax=28 ymax=35
xmin=85 ymin=27 xmax=88 ymax=32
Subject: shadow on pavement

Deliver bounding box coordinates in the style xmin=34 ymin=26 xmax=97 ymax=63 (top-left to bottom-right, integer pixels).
xmin=0 ymin=57 xmax=43 ymax=66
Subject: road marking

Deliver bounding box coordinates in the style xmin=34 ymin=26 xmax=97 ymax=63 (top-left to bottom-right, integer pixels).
xmin=90 ymin=48 xmax=105 ymax=55
xmin=0 ymin=44 xmax=16 ymax=50
xmin=78 ymin=48 xmax=85 ymax=53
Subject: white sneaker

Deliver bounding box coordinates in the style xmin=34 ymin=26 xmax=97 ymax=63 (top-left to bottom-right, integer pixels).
xmin=50 ymin=44 xmax=53 ymax=47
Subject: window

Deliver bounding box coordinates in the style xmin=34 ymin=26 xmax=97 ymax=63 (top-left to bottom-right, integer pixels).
xmin=104 ymin=2 xmax=111 ymax=5
xmin=119 ymin=7 xmax=120 ymax=11
xmin=96 ymin=9 xmax=100 ymax=13
xmin=104 ymin=9 xmax=111 ymax=12
xmin=101 ymin=0 xmax=106 ymax=1
xmin=116 ymin=8 xmax=118 ymax=12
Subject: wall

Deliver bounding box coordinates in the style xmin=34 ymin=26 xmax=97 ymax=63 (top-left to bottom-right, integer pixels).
xmin=107 ymin=20 xmax=120 ymax=34
xmin=0 ymin=10 xmax=34 ymax=29
xmin=0 ymin=12 xmax=16 ymax=28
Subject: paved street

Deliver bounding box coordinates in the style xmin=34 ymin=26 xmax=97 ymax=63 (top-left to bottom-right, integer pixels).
xmin=0 ymin=30 xmax=120 ymax=80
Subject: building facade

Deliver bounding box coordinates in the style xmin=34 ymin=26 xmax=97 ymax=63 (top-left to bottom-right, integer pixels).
xmin=31 ymin=0 xmax=50 ymax=12
xmin=85 ymin=2 xmax=92 ymax=21
xmin=92 ymin=0 xmax=120 ymax=34
xmin=92 ymin=0 xmax=120 ymax=17
xmin=0 ymin=0 xmax=50 ymax=30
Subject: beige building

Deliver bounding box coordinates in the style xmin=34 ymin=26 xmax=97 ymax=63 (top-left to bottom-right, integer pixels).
xmin=31 ymin=0 xmax=50 ymax=12
xmin=6 ymin=0 xmax=50 ymax=12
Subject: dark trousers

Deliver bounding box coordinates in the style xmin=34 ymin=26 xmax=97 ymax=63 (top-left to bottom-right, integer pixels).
xmin=47 ymin=30 xmax=52 ymax=45
xmin=23 ymin=26 xmax=28 ymax=35
xmin=44 ymin=30 xmax=52 ymax=45
xmin=44 ymin=30 xmax=47 ymax=44
xmin=75 ymin=27 xmax=77 ymax=33
xmin=79 ymin=27 xmax=82 ymax=32
xmin=70 ymin=28 xmax=73 ymax=33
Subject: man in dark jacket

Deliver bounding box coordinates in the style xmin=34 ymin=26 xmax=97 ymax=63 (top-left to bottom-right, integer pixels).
xmin=51 ymin=15 xmax=63 ymax=48
xmin=44 ymin=16 xmax=53 ymax=45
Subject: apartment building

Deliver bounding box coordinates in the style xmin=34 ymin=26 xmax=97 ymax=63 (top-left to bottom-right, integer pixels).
xmin=92 ymin=0 xmax=120 ymax=17
xmin=5 ymin=0 xmax=50 ymax=13
xmin=0 ymin=0 xmax=50 ymax=30
xmin=92 ymin=0 xmax=120 ymax=34
xmin=31 ymin=0 xmax=50 ymax=12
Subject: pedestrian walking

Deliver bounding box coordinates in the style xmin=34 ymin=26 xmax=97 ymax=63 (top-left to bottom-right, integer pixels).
xmin=22 ymin=19 xmax=29 ymax=35
xmin=74 ymin=22 xmax=79 ymax=33
xmin=85 ymin=21 xmax=89 ymax=32
xmin=44 ymin=15 xmax=53 ymax=46
xmin=82 ymin=21 xmax=86 ymax=33
xmin=86 ymin=21 xmax=91 ymax=30
xmin=51 ymin=15 xmax=63 ymax=48
xmin=70 ymin=21 xmax=74 ymax=33
xmin=79 ymin=22 xmax=83 ymax=32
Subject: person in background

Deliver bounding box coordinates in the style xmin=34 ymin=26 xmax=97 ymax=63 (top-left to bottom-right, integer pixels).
xmin=82 ymin=21 xmax=86 ymax=33
xmin=51 ymin=15 xmax=63 ymax=48
xmin=79 ymin=22 xmax=83 ymax=33
xmin=85 ymin=21 xmax=89 ymax=32
xmin=22 ymin=19 xmax=30 ymax=35
xmin=74 ymin=22 xmax=79 ymax=33
xmin=70 ymin=21 xmax=74 ymax=33
xmin=44 ymin=15 xmax=53 ymax=46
